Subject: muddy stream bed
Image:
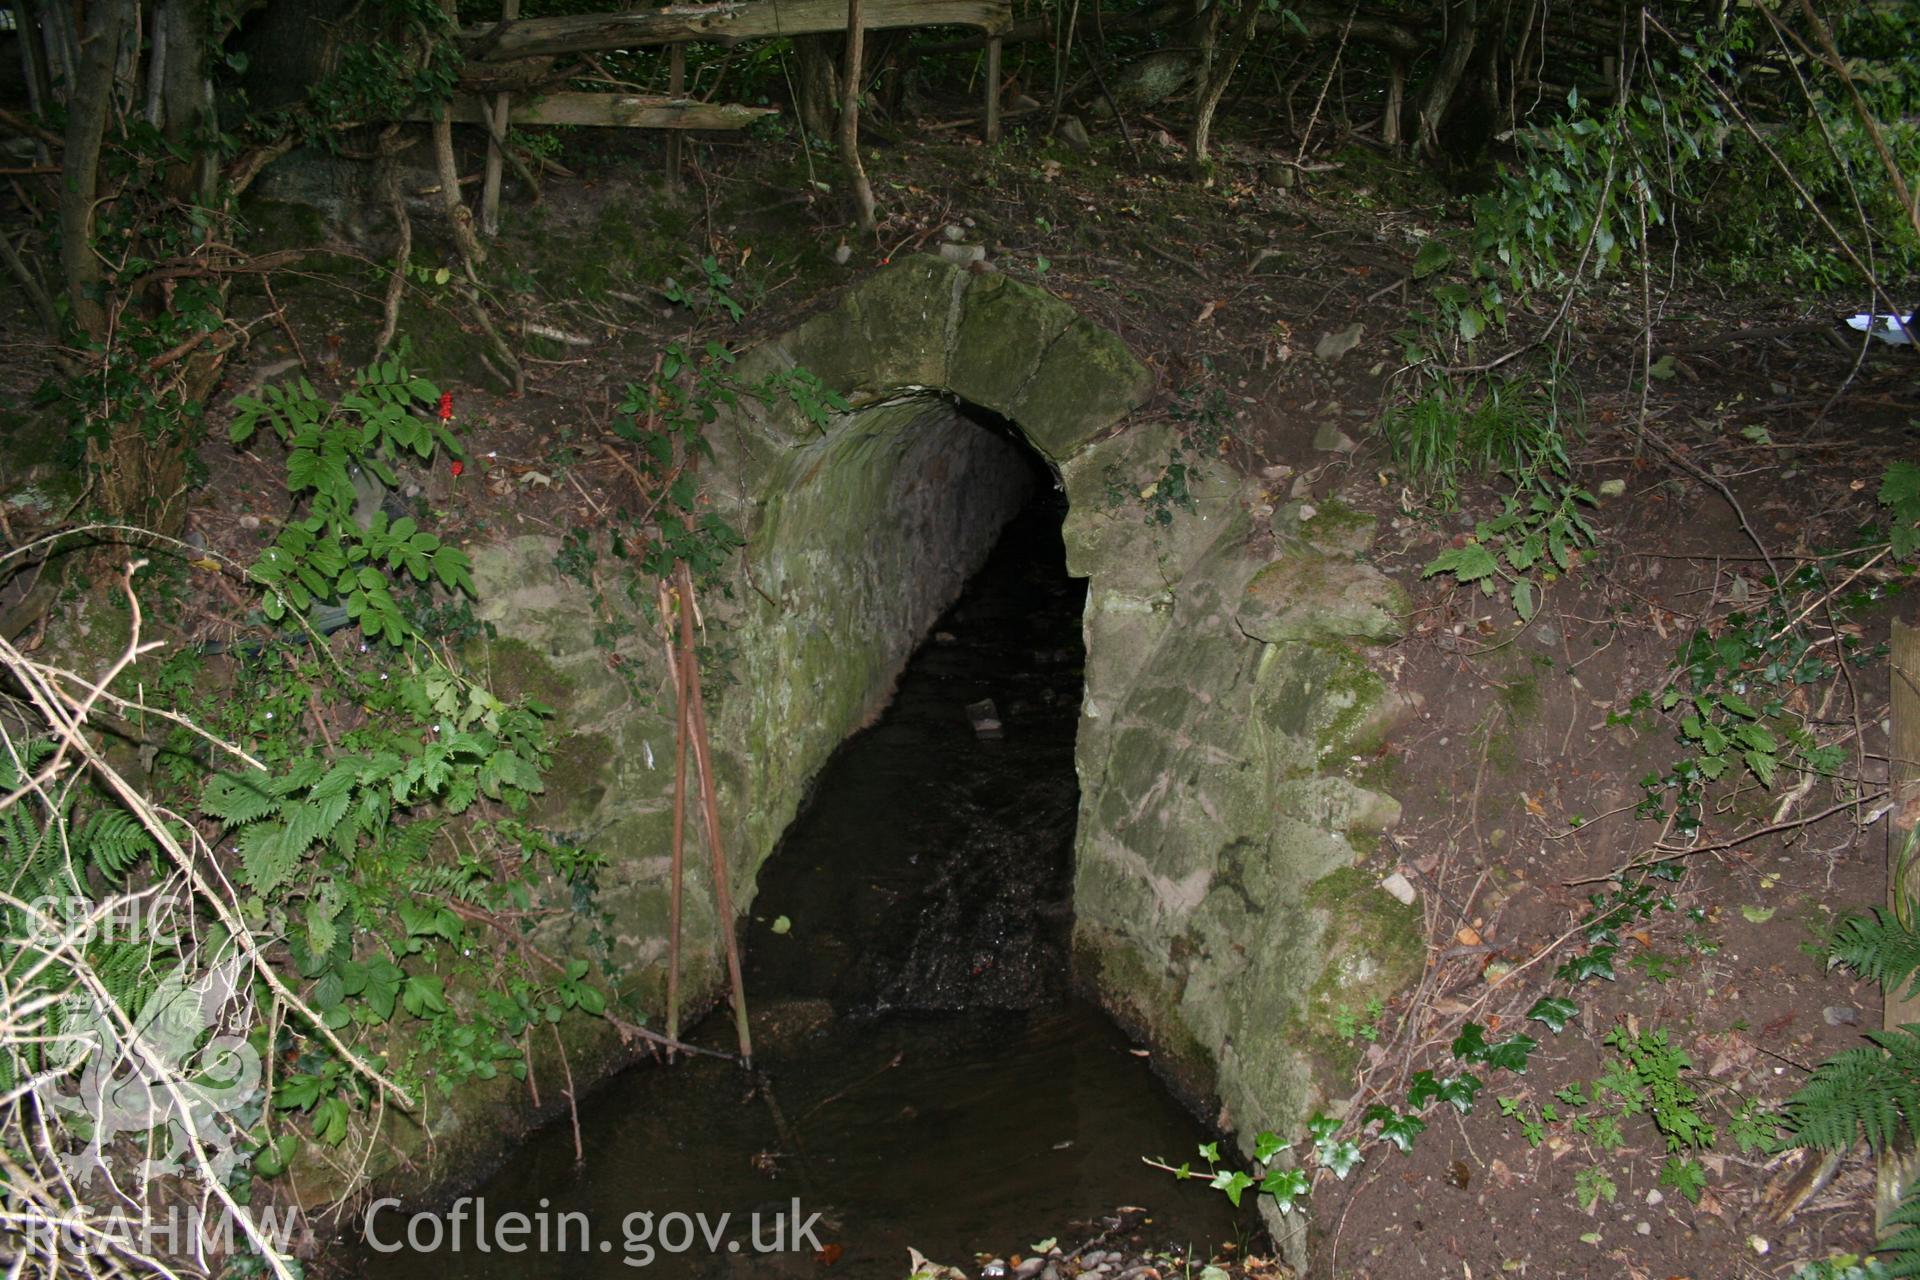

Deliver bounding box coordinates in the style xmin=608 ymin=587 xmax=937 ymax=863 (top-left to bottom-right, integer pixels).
xmin=358 ymin=489 xmax=1252 ymax=1278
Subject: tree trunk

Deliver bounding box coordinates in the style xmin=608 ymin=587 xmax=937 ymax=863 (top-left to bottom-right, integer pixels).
xmin=792 ymin=34 xmax=842 ymax=139
xmin=59 ymin=0 xmax=135 ymax=342
xmin=155 ymin=0 xmax=218 ymax=206
xmin=1189 ymin=0 xmax=1261 ymax=173
xmin=1412 ymin=0 xmax=1478 ymax=159
xmin=839 ymin=0 xmax=877 ymax=231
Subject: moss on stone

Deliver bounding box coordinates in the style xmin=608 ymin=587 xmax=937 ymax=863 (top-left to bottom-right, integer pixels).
xmin=1294 ymin=497 xmax=1377 ymax=559
xmin=1238 ymin=550 xmax=1406 ymax=645
xmin=948 ymin=272 xmax=1076 ymax=415
xmin=1073 ymin=925 xmax=1220 ymax=1110
xmin=527 ymin=732 xmax=613 ymax=831
xmin=1310 ymin=646 xmax=1394 ymax=760
xmin=470 ymin=635 xmax=577 ymax=713
xmin=1290 ymin=865 xmax=1424 ymax=1086
xmin=1012 ymin=318 xmax=1157 ymax=461
xmin=398 ymin=294 xmax=495 ymax=386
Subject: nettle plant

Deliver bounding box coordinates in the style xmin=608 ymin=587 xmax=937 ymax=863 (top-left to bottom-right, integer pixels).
xmin=187 ymin=353 xmax=609 ymax=1171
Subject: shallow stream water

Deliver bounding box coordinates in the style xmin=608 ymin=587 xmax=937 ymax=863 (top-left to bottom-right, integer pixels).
xmin=359 ymin=484 xmax=1248 ymax=1279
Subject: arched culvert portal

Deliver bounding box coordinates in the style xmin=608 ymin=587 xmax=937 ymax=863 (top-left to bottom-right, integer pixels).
xmin=704 ymin=256 xmax=1158 ymax=902
xmin=466 ymin=256 xmax=1415 ymax=1271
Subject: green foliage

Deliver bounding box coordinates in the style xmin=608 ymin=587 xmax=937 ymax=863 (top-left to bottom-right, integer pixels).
xmin=1381 ymin=372 xmax=1573 ymax=502
xmin=1829 ymin=912 xmax=1920 ymax=1002
xmin=1597 ymin=1025 xmax=1714 ymax=1150
xmin=230 ymin=351 xmax=472 ymax=646
xmin=663 ymin=255 xmax=747 ymax=323
xmin=1331 ymin=995 xmax=1386 ymax=1043
xmin=1780 ymin=908 xmax=1920 ymax=1274
xmin=1700 ymin=4 xmax=1920 ymax=289
xmin=1791 ymin=1256 xmax=1894 ymax=1280
xmin=601 ymin=341 xmax=757 ymax=582
xmin=1884 ymin=463 xmax=1920 ymax=561
xmin=262 ymin=0 xmax=461 ymax=141
xmin=1573 ymin=1165 xmax=1617 ymax=1212
xmin=1629 ymin=462 xmax=1914 ymax=835
xmin=1418 ymin=415 xmax=1597 ymax=623
xmin=0 ymin=743 xmax=170 ymax=1093
xmin=1785 ymin=1025 xmax=1920 ymax=1155
xmin=168 ymin=350 xmax=607 ymax=1157
xmin=1104 ymin=382 xmax=1235 ymax=528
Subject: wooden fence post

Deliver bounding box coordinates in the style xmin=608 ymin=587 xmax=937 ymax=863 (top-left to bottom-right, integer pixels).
xmin=480 ymin=0 xmax=519 ymax=236
xmin=984 ymin=34 xmax=1001 ymax=141
xmin=1880 ymin=619 xmax=1920 ymax=1229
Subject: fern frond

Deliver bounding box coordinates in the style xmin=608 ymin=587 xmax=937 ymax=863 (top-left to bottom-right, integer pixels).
xmin=399 ymin=859 xmax=489 ymax=904
xmin=1833 ymin=912 xmax=1920 ymax=1003
xmin=76 ymin=808 xmax=157 ymax=883
xmin=1878 ymin=1173 xmax=1920 ymax=1278
xmin=1784 ymin=1034 xmax=1920 ymax=1153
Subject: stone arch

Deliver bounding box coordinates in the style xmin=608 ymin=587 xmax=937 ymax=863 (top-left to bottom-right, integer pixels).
xmin=468 ymin=257 xmax=1415 ymax=1270
xmin=699 ymin=257 xmax=1157 ymax=873
xmin=729 ymin=255 xmax=1156 ymax=464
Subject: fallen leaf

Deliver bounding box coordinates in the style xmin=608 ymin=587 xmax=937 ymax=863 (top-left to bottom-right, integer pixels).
xmin=1195 ymin=300 xmax=1219 ymax=324
xmin=1457 ymin=926 xmax=1483 ymax=947
xmin=1523 ymin=792 xmax=1547 ymax=819
xmin=1741 ymin=905 xmax=1776 ymax=924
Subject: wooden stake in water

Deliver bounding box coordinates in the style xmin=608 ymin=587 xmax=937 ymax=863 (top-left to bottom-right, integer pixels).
xmin=664 ymin=578 xmax=693 ymax=1055
xmin=677 ymin=559 xmax=754 ymax=1064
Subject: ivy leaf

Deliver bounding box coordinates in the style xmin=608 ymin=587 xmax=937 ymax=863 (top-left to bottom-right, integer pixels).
xmin=1257 ymin=1167 xmax=1310 ymax=1210
xmin=1527 ymin=995 xmax=1580 ymax=1032
xmin=1317 ymin=1138 xmax=1364 ymax=1178
xmin=1483 ymin=1034 xmax=1540 ymax=1073
xmin=1452 ymin=1022 xmax=1492 ymax=1063
xmin=1438 ymin=1073 xmax=1484 ymax=1114
xmin=1209 ymin=1168 xmax=1255 ymax=1207
xmin=1555 ymin=945 xmax=1619 ymax=985
xmin=1375 ymin=1111 xmax=1427 ymax=1153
